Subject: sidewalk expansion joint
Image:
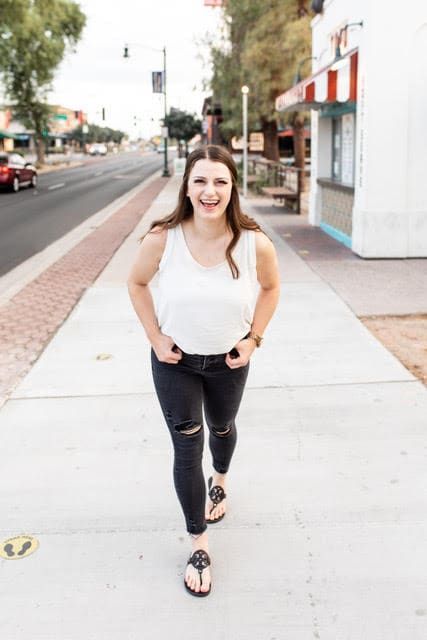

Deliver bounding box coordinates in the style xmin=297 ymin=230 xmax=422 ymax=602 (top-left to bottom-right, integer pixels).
xmin=7 ymin=378 xmax=419 ymax=403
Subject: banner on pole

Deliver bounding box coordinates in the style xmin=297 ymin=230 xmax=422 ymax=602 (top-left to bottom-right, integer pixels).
xmin=152 ymin=71 xmax=164 ymax=93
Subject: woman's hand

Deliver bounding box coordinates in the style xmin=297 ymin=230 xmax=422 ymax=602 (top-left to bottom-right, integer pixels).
xmin=151 ymin=333 xmax=182 ymax=364
xmin=225 ymin=337 xmax=256 ymax=369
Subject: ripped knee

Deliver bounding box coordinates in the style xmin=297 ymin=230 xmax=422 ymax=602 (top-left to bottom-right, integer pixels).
xmin=174 ymin=420 xmax=202 ymax=436
xmin=212 ymin=424 xmax=232 ymax=438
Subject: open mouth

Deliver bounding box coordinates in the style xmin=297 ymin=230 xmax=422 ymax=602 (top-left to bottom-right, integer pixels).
xmin=200 ymin=200 xmax=219 ymax=209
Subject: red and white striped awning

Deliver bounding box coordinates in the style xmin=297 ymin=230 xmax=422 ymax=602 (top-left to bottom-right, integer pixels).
xmin=276 ymin=49 xmax=358 ymax=112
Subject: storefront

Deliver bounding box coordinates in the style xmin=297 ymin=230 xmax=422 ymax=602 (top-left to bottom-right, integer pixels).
xmin=275 ymin=1 xmax=427 ymax=258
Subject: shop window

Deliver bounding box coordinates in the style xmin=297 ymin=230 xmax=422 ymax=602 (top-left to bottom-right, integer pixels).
xmin=332 ymin=118 xmax=342 ymax=181
xmin=331 ymin=113 xmax=355 ymax=186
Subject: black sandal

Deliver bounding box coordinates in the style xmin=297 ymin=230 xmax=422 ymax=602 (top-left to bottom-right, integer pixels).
xmin=206 ymin=476 xmax=227 ymax=524
xmin=184 ymin=549 xmax=211 ymax=597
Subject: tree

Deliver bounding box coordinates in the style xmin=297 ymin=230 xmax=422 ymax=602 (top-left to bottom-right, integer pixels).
xmin=207 ymin=0 xmax=264 ymax=149
xmin=208 ymin=0 xmax=311 ymax=164
xmin=0 ymin=0 xmax=86 ymax=166
xmin=70 ymin=124 xmax=126 ymax=146
xmin=163 ymin=108 xmax=202 ymax=157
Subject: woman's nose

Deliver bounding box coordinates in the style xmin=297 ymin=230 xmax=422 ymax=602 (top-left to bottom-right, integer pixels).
xmin=203 ymin=182 xmax=217 ymax=195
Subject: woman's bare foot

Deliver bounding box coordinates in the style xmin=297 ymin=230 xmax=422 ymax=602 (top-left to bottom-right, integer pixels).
xmin=185 ymin=531 xmax=211 ymax=594
xmin=205 ymin=471 xmax=227 ymax=522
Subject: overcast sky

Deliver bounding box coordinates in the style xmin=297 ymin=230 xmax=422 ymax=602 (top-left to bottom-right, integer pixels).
xmin=49 ymin=0 xmax=223 ymax=138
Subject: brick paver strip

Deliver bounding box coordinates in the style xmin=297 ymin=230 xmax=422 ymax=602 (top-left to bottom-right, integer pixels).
xmin=0 ymin=176 xmax=168 ymax=398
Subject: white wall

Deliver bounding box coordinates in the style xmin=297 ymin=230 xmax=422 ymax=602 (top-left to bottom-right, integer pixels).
xmin=309 ymin=0 xmax=365 ymax=227
xmin=309 ymin=112 xmax=332 ymax=226
xmin=310 ymin=0 xmax=427 ymax=257
xmin=406 ymin=23 xmax=427 ymax=256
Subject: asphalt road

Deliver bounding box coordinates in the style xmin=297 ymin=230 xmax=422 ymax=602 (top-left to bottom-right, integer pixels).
xmin=0 ymin=151 xmax=165 ymax=276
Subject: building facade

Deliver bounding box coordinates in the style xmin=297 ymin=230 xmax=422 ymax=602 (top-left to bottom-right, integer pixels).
xmin=0 ymin=105 xmax=85 ymax=153
xmin=276 ymin=0 xmax=427 ymax=257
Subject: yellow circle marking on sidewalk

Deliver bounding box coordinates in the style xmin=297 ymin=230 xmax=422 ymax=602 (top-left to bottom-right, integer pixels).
xmin=0 ymin=535 xmax=39 ymax=560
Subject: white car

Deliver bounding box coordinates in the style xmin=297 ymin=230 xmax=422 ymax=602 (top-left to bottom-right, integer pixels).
xmin=88 ymin=143 xmax=107 ymax=156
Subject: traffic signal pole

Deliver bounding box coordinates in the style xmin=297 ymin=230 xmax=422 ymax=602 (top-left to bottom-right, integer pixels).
xmin=123 ymin=41 xmax=170 ymax=177
xmin=162 ymin=46 xmax=170 ymax=177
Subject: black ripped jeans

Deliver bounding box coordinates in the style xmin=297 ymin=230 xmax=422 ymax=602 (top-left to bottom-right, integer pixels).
xmin=151 ymin=348 xmax=250 ymax=535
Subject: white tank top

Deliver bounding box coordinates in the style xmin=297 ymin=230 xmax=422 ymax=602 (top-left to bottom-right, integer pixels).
xmin=153 ymin=223 xmax=258 ymax=355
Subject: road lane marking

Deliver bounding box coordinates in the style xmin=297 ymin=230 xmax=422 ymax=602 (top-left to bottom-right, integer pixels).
xmin=0 ymin=168 xmax=163 ymax=306
xmin=48 ymin=182 xmax=65 ymax=190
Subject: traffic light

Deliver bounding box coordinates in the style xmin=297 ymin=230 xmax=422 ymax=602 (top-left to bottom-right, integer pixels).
xmin=123 ymin=45 xmax=129 ymax=58
xmin=74 ymin=110 xmax=79 ymax=119
xmin=102 ymin=108 xmax=105 ymax=121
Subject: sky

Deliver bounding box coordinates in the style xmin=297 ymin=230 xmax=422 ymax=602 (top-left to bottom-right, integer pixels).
xmin=49 ymin=0 xmax=223 ymax=138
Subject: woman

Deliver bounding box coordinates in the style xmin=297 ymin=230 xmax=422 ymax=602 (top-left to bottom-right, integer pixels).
xmin=127 ymin=144 xmax=280 ymax=597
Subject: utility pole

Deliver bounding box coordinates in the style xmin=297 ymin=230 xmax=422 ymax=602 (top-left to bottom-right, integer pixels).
xmin=123 ymin=42 xmax=170 ymax=177
xmin=162 ymin=46 xmax=170 ymax=177
xmin=241 ymin=85 xmax=249 ymax=198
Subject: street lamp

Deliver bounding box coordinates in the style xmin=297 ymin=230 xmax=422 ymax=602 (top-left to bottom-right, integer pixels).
xmin=334 ymin=21 xmax=363 ymax=62
xmin=293 ymin=56 xmax=317 ymax=86
xmin=241 ymin=85 xmax=249 ymax=198
xmin=123 ymin=43 xmax=170 ymax=177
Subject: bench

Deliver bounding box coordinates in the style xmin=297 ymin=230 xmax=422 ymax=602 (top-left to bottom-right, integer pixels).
xmin=261 ymin=185 xmax=300 ymax=214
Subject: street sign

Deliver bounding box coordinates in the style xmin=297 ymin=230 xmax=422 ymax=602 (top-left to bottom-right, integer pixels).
xmin=82 ymin=124 xmax=89 ymax=134
xmin=54 ymin=114 xmax=67 ymax=120
xmin=161 ymin=126 xmax=168 ymax=139
xmin=249 ymin=132 xmax=264 ymax=152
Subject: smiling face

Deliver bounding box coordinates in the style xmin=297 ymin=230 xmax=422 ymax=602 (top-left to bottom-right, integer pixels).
xmin=186 ymin=159 xmax=233 ymax=222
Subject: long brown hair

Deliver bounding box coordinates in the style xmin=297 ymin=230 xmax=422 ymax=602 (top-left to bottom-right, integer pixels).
xmin=143 ymin=144 xmax=262 ymax=278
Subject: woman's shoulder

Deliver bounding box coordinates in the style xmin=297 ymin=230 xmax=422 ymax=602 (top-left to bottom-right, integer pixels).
xmin=140 ymin=224 xmax=170 ymax=260
xmin=145 ymin=223 xmax=169 ymax=243
xmin=254 ymin=228 xmax=276 ymax=260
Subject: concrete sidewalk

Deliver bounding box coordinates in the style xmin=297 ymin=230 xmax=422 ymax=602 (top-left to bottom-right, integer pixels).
xmin=1 ymin=176 xmax=426 ymax=639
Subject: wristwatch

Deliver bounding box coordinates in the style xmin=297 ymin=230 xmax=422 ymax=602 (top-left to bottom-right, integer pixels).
xmin=247 ymin=331 xmax=263 ymax=348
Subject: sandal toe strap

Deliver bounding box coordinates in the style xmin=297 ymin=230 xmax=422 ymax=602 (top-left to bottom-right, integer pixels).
xmin=209 ymin=485 xmax=226 ymax=505
xmin=188 ymin=549 xmax=211 ymax=572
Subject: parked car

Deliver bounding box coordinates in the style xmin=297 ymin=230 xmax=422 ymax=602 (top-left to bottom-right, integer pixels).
xmin=88 ymin=143 xmax=107 ymax=156
xmin=0 ymin=152 xmax=37 ymax=193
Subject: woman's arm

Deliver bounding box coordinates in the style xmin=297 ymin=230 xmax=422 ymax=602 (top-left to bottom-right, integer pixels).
xmin=127 ymin=228 xmax=182 ymax=364
xmin=225 ymin=230 xmax=280 ymax=369
xmin=251 ymin=230 xmax=281 ymax=337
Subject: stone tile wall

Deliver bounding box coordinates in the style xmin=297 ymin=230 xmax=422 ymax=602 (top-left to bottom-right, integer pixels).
xmin=321 ymin=185 xmax=354 ymax=237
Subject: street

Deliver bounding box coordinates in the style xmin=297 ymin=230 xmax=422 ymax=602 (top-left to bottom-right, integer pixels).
xmin=0 ymin=151 xmax=165 ymax=276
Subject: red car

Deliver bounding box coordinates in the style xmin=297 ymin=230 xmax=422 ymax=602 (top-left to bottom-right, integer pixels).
xmin=0 ymin=152 xmax=37 ymax=192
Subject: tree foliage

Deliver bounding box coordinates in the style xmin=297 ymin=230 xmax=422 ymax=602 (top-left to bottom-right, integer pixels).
xmin=0 ymin=0 xmax=86 ymax=165
xmin=208 ymin=0 xmax=311 ymax=160
xmin=164 ymin=107 xmax=201 ymax=156
xmin=71 ymin=124 xmax=126 ymax=145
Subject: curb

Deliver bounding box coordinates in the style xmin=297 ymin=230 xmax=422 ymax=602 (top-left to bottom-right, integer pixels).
xmin=0 ymin=173 xmax=171 ymax=407
xmin=0 ymin=170 xmax=163 ymax=306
